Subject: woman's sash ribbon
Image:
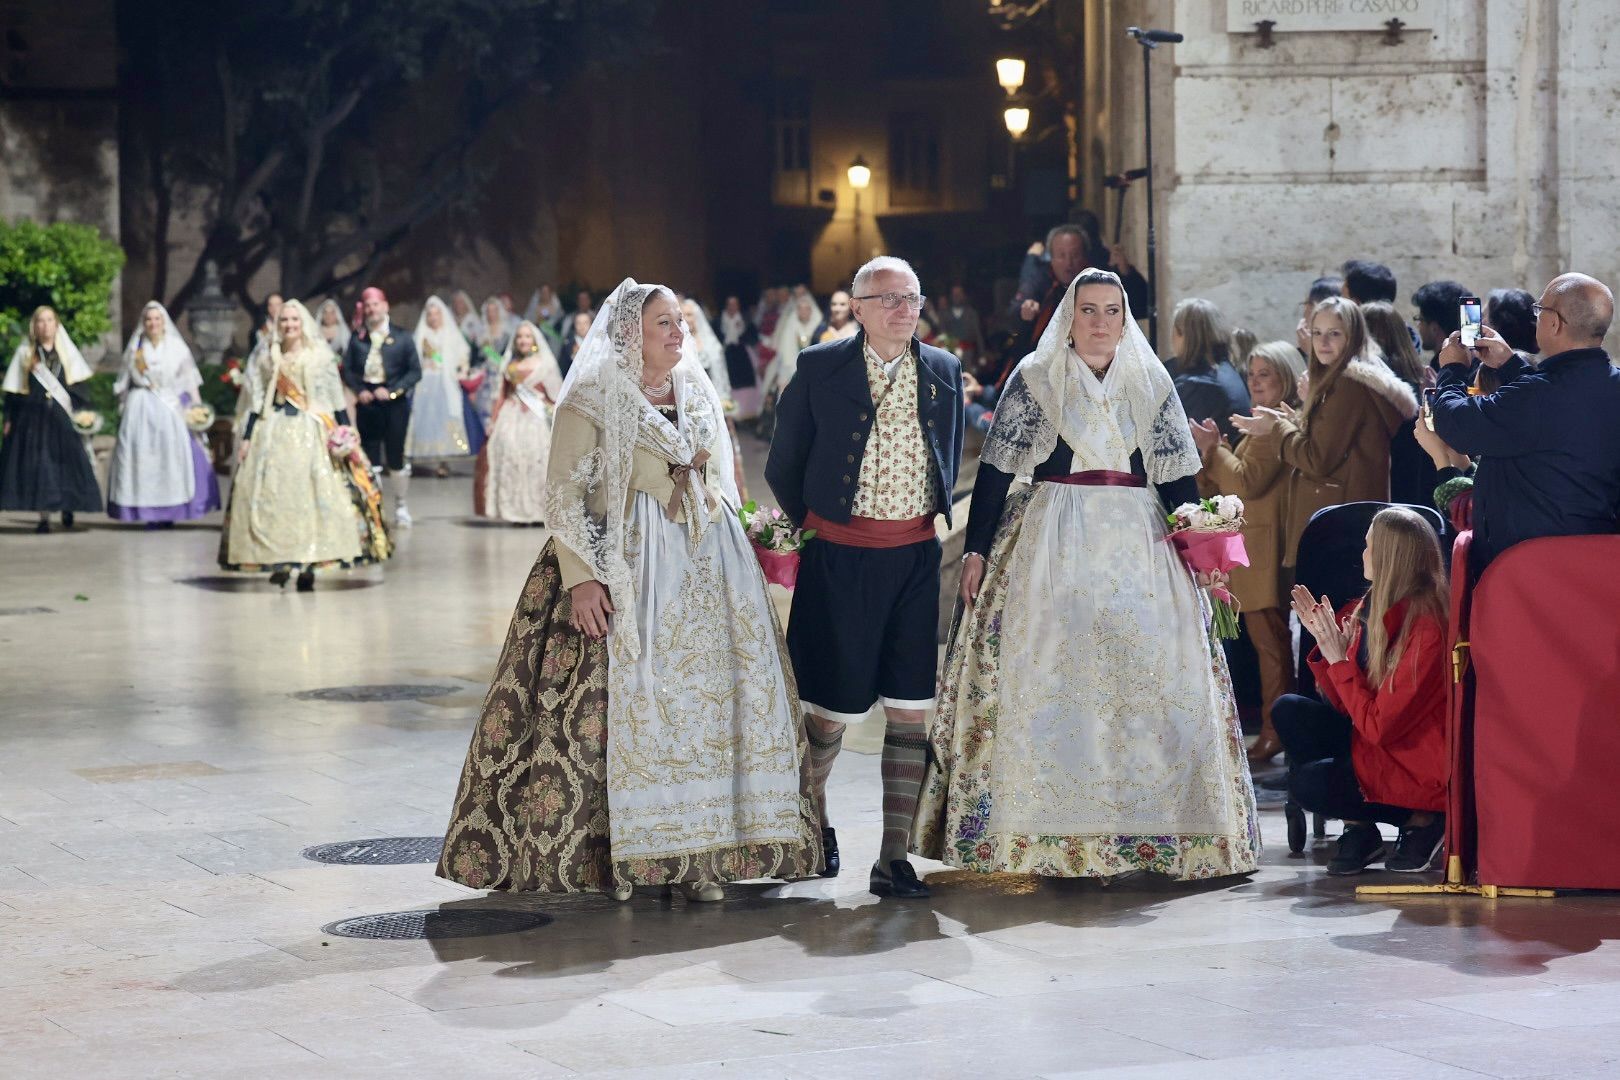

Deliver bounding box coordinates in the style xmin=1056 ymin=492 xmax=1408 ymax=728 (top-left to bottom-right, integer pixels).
xmin=666 ymin=449 xmax=713 ymax=521
xmin=29 ymin=362 xmax=74 ymax=417
xmin=1039 ymin=469 xmax=1144 ymax=488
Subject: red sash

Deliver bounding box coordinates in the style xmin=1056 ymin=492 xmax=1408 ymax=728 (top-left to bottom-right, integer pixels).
xmin=804 ymin=511 xmax=935 ymax=549
xmin=1039 ymin=470 xmax=1145 ymax=488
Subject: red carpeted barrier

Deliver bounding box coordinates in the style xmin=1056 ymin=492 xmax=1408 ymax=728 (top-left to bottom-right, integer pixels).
xmin=1471 ymin=535 xmax=1620 ymax=890
xmin=1444 ymin=531 xmax=1478 ymax=883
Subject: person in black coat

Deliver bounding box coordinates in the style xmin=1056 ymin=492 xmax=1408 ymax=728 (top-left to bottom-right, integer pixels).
xmin=1431 ymin=272 xmax=1620 ymax=571
xmin=766 ymin=255 xmax=963 ymax=901
xmin=342 ymin=287 xmax=421 ymax=525
xmin=1167 ymin=298 xmax=1250 ymax=442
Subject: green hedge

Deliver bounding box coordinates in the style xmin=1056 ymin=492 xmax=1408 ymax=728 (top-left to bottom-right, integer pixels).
xmin=0 ymin=219 xmax=125 ymax=360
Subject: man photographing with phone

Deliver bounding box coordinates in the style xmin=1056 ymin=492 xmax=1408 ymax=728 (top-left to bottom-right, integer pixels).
xmin=1429 ymin=272 xmax=1620 ymax=571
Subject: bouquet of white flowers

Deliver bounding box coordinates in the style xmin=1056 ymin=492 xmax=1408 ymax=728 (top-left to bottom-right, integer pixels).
xmin=71 ymin=409 xmax=104 ymax=436
xmin=184 ymin=403 xmax=216 ymax=433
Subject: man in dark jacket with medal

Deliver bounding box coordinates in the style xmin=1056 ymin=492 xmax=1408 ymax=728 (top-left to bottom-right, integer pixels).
xmin=766 ymin=255 xmax=964 ymax=900
xmin=343 ymin=287 xmax=421 ymax=525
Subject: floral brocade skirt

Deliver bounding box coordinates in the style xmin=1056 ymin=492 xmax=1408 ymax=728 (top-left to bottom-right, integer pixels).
xmin=437 ymin=536 xmax=823 ymax=893
xmin=912 ymin=484 xmax=1261 ymax=880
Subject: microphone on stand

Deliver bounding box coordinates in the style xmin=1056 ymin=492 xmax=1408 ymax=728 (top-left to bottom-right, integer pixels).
xmin=1126 ymin=27 xmax=1184 ymax=44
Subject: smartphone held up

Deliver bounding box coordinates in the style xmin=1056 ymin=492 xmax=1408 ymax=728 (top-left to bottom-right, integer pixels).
xmin=1459 ymin=295 xmax=1483 ymax=347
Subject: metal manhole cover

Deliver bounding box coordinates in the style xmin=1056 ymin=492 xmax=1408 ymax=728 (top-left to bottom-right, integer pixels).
xmin=292 ymin=684 xmax=459 ymax=702
xmin=322 ymin=908 xmax=550 ymax=940
xmin=0 ymin=606 xmax=55 ymax=616
xmin=303 ymin=837 xmax=444 ymax=865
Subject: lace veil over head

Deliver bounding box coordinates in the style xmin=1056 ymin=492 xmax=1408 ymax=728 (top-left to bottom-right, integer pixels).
xmin=980 ymin=268 xmax=1199 ymax=485
xmin=680 ymin=297 xmax=732 ymax=399
xmin=548 ymin=278 xmax=740 ymax=661
xmin=413 ymin=295 xmax=471 ymax=372
xmin=116 ymin=301 xmax=201 ymax=400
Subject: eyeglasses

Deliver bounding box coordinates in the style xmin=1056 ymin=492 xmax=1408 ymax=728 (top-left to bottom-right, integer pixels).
xmin=1531 ymin=302 xmax=1562 ymax=321
xmin=853 ymin=292 xmax=926 ymax=310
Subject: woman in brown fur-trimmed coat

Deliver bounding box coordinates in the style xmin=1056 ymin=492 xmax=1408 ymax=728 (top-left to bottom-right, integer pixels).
xmin=1232 ymin=296 xmax=1419 ymax=572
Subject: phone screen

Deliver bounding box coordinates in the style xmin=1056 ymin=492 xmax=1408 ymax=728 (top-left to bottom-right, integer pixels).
xmin=1422 ymin=386 xmax=1439 ymax=430
xmin=1459 ymin=297 xmax=1483 ymax=347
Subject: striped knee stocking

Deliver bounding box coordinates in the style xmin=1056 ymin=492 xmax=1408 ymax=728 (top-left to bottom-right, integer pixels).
xmin=803 ymin=718 xmax=844 ymax=828
xmin=879 ymin=725 xmax=929 ymax=863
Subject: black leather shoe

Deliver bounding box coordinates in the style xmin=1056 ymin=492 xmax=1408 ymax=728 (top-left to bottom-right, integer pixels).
xmin=869 ymin=859 xmax=930 ymax=899
xmin=295 ymin=570 xmax=315 ymax=592
xmin=820 ymin=827 xmax=840 ymax=878
xmin=268 ymin=570 xmax=290 ymax=588
xmin=61 ymin=511 xmax=74 ymax=529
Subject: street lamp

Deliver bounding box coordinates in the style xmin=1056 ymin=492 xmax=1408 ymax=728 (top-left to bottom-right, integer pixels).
xmin=1002 ymin=105 xmax=1030 ymax=139
xmin=848 ymin=154 xmax=871 ymax=260
xmin=995 ymin=57 xmax=1026 ymax=95
xmin=847 ymin=155 xmax=871 ymax=191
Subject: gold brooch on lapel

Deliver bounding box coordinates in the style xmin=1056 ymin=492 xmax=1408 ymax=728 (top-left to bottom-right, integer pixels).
xmin=385 ymin=336 xmax=395 ymax=345
xmin=929 ymin=383 xmax=937 ymax=400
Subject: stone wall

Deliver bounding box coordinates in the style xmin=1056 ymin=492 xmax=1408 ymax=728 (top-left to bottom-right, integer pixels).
xmin=1105 ymin=0 xmax=1620 ymax=348
xmin=0 ymin=0 xmax=121 ymax=363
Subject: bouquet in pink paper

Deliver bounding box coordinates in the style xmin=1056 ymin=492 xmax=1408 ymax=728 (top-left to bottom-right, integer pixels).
xmin=737 ymin=501 xmax=816 ymax=589
xmin=326 ymin=424 xmax=361 ymax=463
xmin=1167 ymin=495 xmax=1249 ymax=641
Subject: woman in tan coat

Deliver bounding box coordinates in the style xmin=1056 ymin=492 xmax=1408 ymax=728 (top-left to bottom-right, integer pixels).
xmin=1233 ymin=297 xmax=1418 ymax=571
xmin=1191 ymin=341 xmax=1306 ymax=763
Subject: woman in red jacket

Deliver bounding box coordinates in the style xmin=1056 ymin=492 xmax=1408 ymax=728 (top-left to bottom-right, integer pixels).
xmin=1273 ymin=506 xmax=1449 ymax=875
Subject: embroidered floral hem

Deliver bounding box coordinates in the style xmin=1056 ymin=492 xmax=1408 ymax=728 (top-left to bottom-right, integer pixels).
xmin=940 ymin=830 xmax=1254 ymax=880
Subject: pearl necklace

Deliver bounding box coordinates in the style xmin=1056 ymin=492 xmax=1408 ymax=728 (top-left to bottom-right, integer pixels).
xmin=639 ymin=372 xmax=674 ymax=399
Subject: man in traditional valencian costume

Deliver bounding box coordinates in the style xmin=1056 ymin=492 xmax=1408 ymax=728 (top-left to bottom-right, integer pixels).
xmin=767 ymin=255 xmax=964 ymax=899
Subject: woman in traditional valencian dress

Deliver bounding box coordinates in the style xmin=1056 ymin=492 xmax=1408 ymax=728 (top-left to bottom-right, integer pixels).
xmin=680 ymin=296 xmax=748 ymax=500
xmin=107 ymin=301 xmax=222 ymax=525
xmin=439 ymin=278 xmax=821 ymax=902
xmin=407 ymin=295 xmax=481 ymax=477
xmin=220 ymin=300 xmax=390 ymax=591
xmin=0 ymin=306 xmax=103 ymax=532
xmin=914 ymin=269 xmax=1260 ymax=880
xmin=475 ymin=319 xmax=562 ymax=524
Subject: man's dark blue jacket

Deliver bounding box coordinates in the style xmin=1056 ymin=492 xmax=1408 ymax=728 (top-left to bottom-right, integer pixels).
xmin=1432 ymin=346 xmax=1620 ymax=567
xmin=765 ymin=332 xmax=964 ymax=528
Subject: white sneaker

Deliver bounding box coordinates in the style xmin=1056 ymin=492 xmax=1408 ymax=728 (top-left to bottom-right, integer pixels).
xmin=394 ymin=505 xmax=413 ymax=527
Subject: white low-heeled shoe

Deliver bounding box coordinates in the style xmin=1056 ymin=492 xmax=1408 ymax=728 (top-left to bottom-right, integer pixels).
xmin=676 ymin=882 xmax=724 ymax=903
xmin=605 ymin=883 xmax=633 ymax=902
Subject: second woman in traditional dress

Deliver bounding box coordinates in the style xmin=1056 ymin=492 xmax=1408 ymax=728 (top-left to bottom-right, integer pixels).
xmin=107 ymin=301 xmax=221 ymax=525
xmin=0 ymin=307 xmax=103 ymax=531
xmin=680 ymin=296 xmax=747 ymax=500
xmin=438 ymin=278 xmax=820 ymax=901
xmin=407 ymin=295 xmax=481 ymax=477
xmin=475 ymin=319 xmax=561 ymax=524
xmin=220 ymin=300 xmax=390 ymax=590
xmin=914 ymin=269 xmax=1260 ymax=880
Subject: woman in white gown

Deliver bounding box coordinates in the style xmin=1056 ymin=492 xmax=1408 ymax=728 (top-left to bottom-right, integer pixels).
xmin=914 ymin=269 xmax=1260 ymax=880
xmin=477 ymin=319 xmax=562 ymax=524
xmin=407 ymin=295 xmax=481 ymax=476
xmin=438 ymin=278 xmax=820 ymax=900
xmin=107 ymin=301 xmax=222 ymax=524
xmin=220 ymin=300 xmax=391 ymax=590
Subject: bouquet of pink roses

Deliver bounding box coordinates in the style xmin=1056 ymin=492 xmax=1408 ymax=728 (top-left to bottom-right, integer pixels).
xmin=1166 ymin=495 xmax=1249 ymax=641
xmin=326 ymin=424 xmax=361 ymax=463
xmin=737 ymin=501 xmax=816 ymax=589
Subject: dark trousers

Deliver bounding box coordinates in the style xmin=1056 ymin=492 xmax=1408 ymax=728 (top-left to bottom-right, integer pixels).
xmin=1271 ymin=693 xmax=1414 ymax=827
xmin=357 ymin=389 xmax=410 ymax=471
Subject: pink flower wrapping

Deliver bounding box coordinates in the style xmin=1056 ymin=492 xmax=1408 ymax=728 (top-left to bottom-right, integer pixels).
xmin=752 ymin=544 xmax=800 ymax=590
xmin=1166 ymin=530 xmax=1249 ymax=641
